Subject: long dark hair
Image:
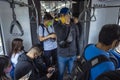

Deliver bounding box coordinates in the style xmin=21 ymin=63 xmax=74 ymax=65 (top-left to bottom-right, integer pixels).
xmin=10 ymin=38 xmax=23 ymax=56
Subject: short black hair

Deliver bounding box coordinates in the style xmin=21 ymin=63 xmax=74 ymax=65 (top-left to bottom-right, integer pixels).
xmin=43 ymin=12 xmax=53 ymax=20
xmin=99 ymin=24 xmax=120 ymax=45
xmin=30 ymin=44 xmax=43 ymax=54
xmin=72 ymin=13 xmax=79 ymax=18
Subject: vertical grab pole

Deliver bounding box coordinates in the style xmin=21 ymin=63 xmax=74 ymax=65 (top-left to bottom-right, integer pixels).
xmin=83 ymin=0 xmax=88 ymax=49
xmin=31 ymin=0 xmax=38 ymax=29
xmin=117 ymin=8 xmax=120 ymax=25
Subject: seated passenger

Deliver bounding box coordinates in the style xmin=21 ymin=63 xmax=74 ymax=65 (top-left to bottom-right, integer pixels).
xmin=10 ymin=38 xmax=24 ymax=79
xmin=10 ymin=38 xmax=24 ymax=67
xmin=0 ymin=55 xmax=12 ymax=80
xmin=83 ymin=24 xmax=120 ymax=80
xmin=14 ymin=44 xmax=55 ymax=80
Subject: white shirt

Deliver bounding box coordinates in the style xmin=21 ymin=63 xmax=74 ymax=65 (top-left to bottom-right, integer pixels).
xmin=11 ymin=51 xmax=24 ymax=67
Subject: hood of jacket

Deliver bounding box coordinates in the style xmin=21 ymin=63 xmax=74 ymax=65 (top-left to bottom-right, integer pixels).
xmin=18 ymin=53 xmax=33 ymax=63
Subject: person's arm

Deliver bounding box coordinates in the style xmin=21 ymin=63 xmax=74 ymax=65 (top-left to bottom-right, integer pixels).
xmin=77 ymin=22 xmax=82 ymax=39
xmin=75 ymin=24 xmax=81 ymax=58
xmin=38 ymin=26 xmax=56 ymax=42
xmin=39 ymin=35 xmax=52 ymax=42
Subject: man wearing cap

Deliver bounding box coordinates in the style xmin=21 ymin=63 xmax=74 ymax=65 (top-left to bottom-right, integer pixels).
xmin=54 ymin=7 xmax=80 ymax=80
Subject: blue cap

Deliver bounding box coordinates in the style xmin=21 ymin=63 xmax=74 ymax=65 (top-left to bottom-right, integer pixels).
xmin=60 ymin=7 xmax=70 ymax=14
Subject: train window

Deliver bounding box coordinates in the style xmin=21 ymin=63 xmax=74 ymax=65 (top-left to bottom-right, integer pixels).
xmin=0 ymin=24 xmax=4 ymax=55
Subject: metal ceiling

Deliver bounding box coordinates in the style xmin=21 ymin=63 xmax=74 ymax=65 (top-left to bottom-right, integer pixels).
xmin=40 ymin=1 xmax=71 ymax=12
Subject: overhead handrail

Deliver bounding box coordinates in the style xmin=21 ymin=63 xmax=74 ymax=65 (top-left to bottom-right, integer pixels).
xmin=0 ymin=0 xmax=36 ymax=36
xmin=92 ymin=4 xmax=120 ymax=8
xmin=79 ymin=0 xmax=96 ymax=22
xmin=10 ymin=0 xmax=24 ymax=36
xmin=0 ymin=0 xmax=34 ymax=8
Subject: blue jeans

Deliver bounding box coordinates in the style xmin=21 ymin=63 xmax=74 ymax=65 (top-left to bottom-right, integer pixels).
xmin=58 ymin=55 xmax=76 ymax=80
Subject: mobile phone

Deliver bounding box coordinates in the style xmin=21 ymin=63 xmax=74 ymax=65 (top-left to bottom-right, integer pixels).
xmin=49 ymin=69 xmax=55 ymax=74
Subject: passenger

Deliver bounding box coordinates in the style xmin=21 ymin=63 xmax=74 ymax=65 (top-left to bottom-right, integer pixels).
xmin=96 ymin=70 xmax=120 ymax=80
xmin=38 ymin=12 xmax=57 ymax=68
xmin=10 ymin=38 xmax=24 ymax=80
xmin=72 ymin=13 xmax=83 ymax=55
xmin=109 ymin=40 xmax=120 ymax=68
xmin=0 ymin=55 xmax=12 ymax=80
xmin=54 ymin=7 xmax=80 ymax=80
xmin=72 ymin=13 xmax=82 ymax=37
xmin=83 ymin=24 xmax=120 ymax=80
xmin=10 ymin=38 xmax=24 ymax=67
xmin=14 ymin=44 xmax=55 ymax=80
xmin=54 ymin=13 xmax=60 ymax=25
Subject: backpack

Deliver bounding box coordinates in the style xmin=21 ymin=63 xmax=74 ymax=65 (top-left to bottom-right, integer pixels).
xmin=37 ymin=24 xmax=45 ymax=48
xmin=71 ymin=44 xmax=118 ymax=80
xmin=96 ymin=70 xmax=120 ymax=80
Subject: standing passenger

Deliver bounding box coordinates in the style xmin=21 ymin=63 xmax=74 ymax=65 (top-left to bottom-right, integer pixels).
xmin=72 ymin=13 xmax=83 ymax=55
xmin=54 ymin=7 xmax=80 ymax=80
xmin=38 ymin=12 xmax=57 ymax=68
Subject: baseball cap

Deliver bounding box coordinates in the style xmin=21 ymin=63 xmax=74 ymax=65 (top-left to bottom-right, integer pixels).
xmin=60 ymin=7 xmax=71 ymax=15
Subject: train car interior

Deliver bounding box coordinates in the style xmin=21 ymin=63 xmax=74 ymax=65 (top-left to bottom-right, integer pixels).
xmin=0 ymin=0 xmax=120 ymax=80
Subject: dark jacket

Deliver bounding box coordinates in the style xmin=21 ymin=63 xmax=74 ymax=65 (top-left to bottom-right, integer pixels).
xmin=54 ymin=22 xmax=80 ymax=57
xmin=34 ymin=56 xmax=47 ymax=77
xmin=14 ymin=54 xmax=48 ymax=80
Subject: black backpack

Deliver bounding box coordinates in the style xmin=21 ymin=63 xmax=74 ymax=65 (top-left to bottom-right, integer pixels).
xmin=96 ymin=70 xmax=120 ymax=80
xmin=71 ymin=44 xmax=118 ymax=80
xmin=37 ymin=24 xmax=45 ymax=48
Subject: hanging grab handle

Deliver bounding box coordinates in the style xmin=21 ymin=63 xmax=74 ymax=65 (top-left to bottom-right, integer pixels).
xmin=9 ymin=0 xmax=24 ymax=36
xmin=10 ymin=20 xmax=24 ymax=36
xmin=90 ymin=7 xmax=96 ymax=22
xmin=79 ymin=0 xmax=96 ymax=22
